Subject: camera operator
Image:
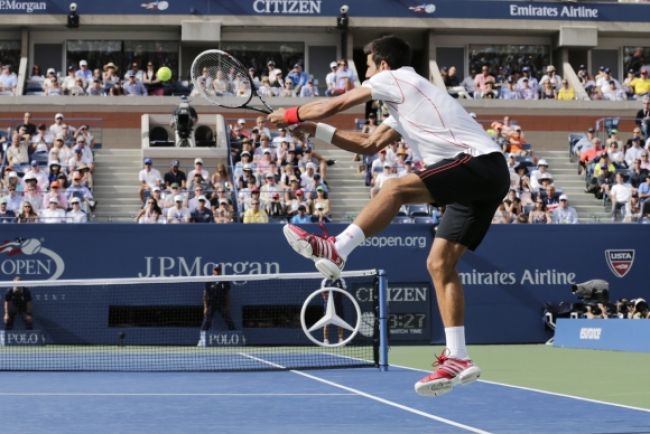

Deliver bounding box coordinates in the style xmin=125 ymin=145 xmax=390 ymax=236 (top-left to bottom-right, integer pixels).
xmin=170 ymin=96 xmax=198 ymax=147
xmin=631 ymin=298 xmax=649 ymax=319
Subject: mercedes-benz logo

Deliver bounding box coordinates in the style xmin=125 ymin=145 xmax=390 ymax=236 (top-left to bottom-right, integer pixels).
xmin=300 ymin=287 xmax=361 ymax=348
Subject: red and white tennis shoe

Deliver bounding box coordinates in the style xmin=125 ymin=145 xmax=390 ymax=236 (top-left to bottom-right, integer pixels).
xmin=282 ymin=224 xmax=345 ymax=279
xmin=414 ymin=349 xmax=481 ymax=397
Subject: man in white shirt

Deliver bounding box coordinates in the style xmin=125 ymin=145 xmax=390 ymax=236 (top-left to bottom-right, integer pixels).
xmin=39 ymin=197 xmax=66 ymax=223
xmin=551 ymin=194 xmax=578 ymax=224
xmin=166 ymin=195 xmax=191 ymax=223
xmin=66 ymin=197 xmax=88 ymax=223
xmin=269 ymin=35 xmax=509 ymax=398
xmin=609 ymin=172 xmax=633 ymax=221
xmin=138 ymin=158 xmax=162 ymax=203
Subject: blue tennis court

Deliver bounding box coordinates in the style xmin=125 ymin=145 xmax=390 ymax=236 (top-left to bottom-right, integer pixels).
xmin=2 ymin=363 xmax=649 ymax=434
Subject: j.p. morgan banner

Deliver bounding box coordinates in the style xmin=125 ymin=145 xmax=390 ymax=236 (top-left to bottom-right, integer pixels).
xmin=0 ymin=224 xmax=645 ymax=344
xmin=1 ymin=1 xmax=649 ymax=23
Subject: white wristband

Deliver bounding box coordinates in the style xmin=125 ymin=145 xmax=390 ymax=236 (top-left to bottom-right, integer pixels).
xmin=315 ymin=123 xmax=336 ymax=144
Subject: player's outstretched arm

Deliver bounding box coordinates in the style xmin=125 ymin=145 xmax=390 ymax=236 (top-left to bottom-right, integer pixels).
xmin=294 ymin=121 xmax=400 ymax=155
xmin=267 ymin=86 xmax=372 ymax=125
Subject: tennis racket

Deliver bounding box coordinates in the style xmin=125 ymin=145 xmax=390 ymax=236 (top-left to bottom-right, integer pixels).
xmin=190 ymin=49 xmax=275 ymax=114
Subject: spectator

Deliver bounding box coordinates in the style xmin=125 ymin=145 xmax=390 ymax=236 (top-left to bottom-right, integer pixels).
xmin=539 ymin=65 xmax=562 ymax=92
xmin=491 ymin=201 xmax=512 ymax=224
xmin=626 ymin=191 xmax=643 ymax=222
xmin=3 ymin=277 xmax=33 ymax=330
xmin=477 ymin=79 xmax=498 ymax=99
xmin=102 ymin=62 xmax=120 ymax=91
xmin=312 ymin=202 xmax=330 ymax=223
xmin=27 ymin=65 xmax=45 ymax=91
xmin=499 ymin=78 xmax=520 ymax=100
xmin=32 ymin=124 xmax=54 ymax=150
xmin=24 ymin=161 xmax=48 ymax=189
xmin=66 ymin=197 xmax=87 ymax=223
xmin=444 ymin=65 xmax=460 ymax=87
xmin=87 ymin=78 xmax=104 ymax=96
xmin=540 ymin=81 xmax=557 ymax=100
xmin=299 ymin=79 xmax=319 ymax=97
xmin=16 ymin=112 xmax=36 ymax=136
xmin=0 ymin=64 xmax=17 ymax=95
xmin=473 ymin=65 xmax=495 ymax=95
xmin=603 ymin=80 xmax=626 ymax=101
xmin=163 ymin=160 xmax=186 ymax=189
xmin=187 ymin=158 xmax=209 ymax=181
xmin=138 ymin=158 xmax=162 ymax=203
xmin=123 ymin=72 xmax=148 ymax=96
xmin=625 ymin=136 xmax=645 ymax=167
xmin=65 ymin=171 xmax=94 ymax=207
xmin=190 ymin=196 xmax=213 ymax=223
xmin=290 ymin=204 xmax=312 ymax=224
xmin=49 ymin=113 xmax=66 ymax=137
xmin=4 ymin=183 xmax=21 ymax=214
xmin=143 ymin=62 xmax=164 ymax=96
xmin=371 ymin=163 xmax=397 ymax=198
xmin=41 ymin=180 xmax=68 ymax=210
xmin=607 ymin=141 xmax=626 ymax=168
xmin=213 ymin=199 xmax=235 ymax=224
xmin=573 ymin=127 xmax=596 ymax=156
xmin=124 ymin=61 xmax=144 ymax=81
xmin=62 ymin=66 xmax=78 ymax=93
xmin=551 ymin=194 xmax=578 ymax=224
xmin=586 ymin=153 xmax=616 ymax=198
xmin=257 ymin=76 xmax=275 ymax=98
xmin=279 ymin=78 xmax=297 ymax=97
xmin=333 ymin=59 xmax=356 ymax=95
xmin=44 ymin=73 xmax=63 ymax=96
xmin=579 ymin=137 xmax=603 ymax=176
xmin=287 ymin=63 xmax=310 ymax=92
xmin=242 ymin=197 xmax=268 ymax=223
xmin=630 ymin=67 xmax=650 ymax=99
xmin=517 ymin=66 xmax=539 ymax=95
xmin=265 ymin=192 xmax=285 ymax=218
xmin=519 ymin=78 xmax=539 ymax=100
xmin=596 ymin=68 xmax=621 ymax=95
xmin=16 ymin=201 xmax=38 ymax=223
xmin=39 ymin=197 xmax=66 ymax=223
xmin=22 ymin=176 xmax=43 ymax=213
xmin=529 ymin=160 xmax=552 ymax=192
xmin=166 ymin=195 xmax=191 ymax=223
xmin=557 ymin=79 xmax=575 ymax=101
xmin=325 ymin=61 xmax=338 ymax=96
xmin=635 ymin=96 xmax=650 ymax=138
xmin=528 ymin=198 xmax=550 ymax=224
xmin=135 ymin=197 xmax=164 ymax=224
xmin=610 ymin=172 xmax=633 ymax=221
xmin=75 ymin=59 xmax=92 ymax=84
xmin=260 ymin=172 xmax=282 ymax=208
xmin=265 ymin=60 xmax=282 ymax=86
xmin=6 ymin=133 xmax=29 ymax=167
xmin=0 ymin=197 xmax=16 ymax=223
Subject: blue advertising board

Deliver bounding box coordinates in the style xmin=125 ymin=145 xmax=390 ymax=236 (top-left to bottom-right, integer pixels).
xmin=1 ymin=1 xmax=649 ymax=23
xmin=0 ymin=224 xmax=647 ymax=344
xmin=554 ymin=319 xmax=650 ymax=353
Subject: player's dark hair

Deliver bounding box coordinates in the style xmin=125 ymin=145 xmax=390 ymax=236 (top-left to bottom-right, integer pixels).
xmin=364 ymin=35 xmax=411 ymax=69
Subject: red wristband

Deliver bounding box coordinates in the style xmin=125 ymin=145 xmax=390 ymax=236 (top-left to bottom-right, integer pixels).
xmin=284 ymin=106 xmax=301 ymax=125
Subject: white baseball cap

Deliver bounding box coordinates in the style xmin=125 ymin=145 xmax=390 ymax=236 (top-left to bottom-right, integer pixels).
xmin=559 ymin=194 xmax=568 ymax=201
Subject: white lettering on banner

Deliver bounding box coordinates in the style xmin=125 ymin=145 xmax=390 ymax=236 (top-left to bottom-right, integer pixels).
xmin=510 ymin=4 xmax=598 ymax=19
xmin=0 ymin=1 xmax=46 ymax=13
xmin=579 ymin=327 xmax=602 ymax=340
xmin=253 ymin=0 xmax=321 ymax=14
xmin=355 ymin=285 xmax=427 ymax=302
xmin=139 ymin=256 xmax=280 ymax=277
xmin=360 ymin=236 xmax=427 ymax=249
xmin=0 ymin=238 xmax=65 ymax=280
xmin=459 ymin=269 xmax=576 ymax=286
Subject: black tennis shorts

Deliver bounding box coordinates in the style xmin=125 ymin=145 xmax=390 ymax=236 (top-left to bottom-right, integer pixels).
xmin=416 ymin=151 xmax=510 ymax=250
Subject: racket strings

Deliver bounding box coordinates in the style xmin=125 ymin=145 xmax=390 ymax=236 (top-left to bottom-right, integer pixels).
xmin=192 ymin=52 xmax=253 ymax=102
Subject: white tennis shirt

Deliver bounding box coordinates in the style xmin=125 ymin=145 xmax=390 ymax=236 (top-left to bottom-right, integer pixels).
xmin=362 ymin=67 xmax=500 ymax=166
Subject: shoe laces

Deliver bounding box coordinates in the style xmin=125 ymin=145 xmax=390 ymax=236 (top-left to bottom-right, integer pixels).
xmin=318 ymin=222 xmax=336 ymax=242
xmin=432 ymin=348 xmax=451 ymax=368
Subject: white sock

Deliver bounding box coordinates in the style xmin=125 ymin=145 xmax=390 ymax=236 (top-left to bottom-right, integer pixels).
xmin=445 ymin=326 xmax=470 ymax=360
xmin=334 ymin=224 xmax=365 ymax=259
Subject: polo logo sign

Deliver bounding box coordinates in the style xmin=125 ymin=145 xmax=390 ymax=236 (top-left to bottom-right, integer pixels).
xmin=605 ymin=249 xmax=635 ymax=278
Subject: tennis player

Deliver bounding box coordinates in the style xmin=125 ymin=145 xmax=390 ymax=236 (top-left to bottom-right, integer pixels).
xmin=268 ymin=35 xmax=509 ymax=397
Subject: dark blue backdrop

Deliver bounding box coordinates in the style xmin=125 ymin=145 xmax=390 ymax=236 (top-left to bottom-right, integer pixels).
xmin=0 ymin=224 xmax=646 ymax=344
xmin=2 ymin=1 xmax=649 ymax=23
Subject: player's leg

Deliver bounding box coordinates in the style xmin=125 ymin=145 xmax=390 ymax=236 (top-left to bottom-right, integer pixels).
xmin=22 ymin=312 xmax=33 ymax=330
xmin=216 ymin=293 xmax=237 ymax=331
xmin=284 ymin=173 xmax=431 ymax=277
xmin=4 ymin=308 xmax=15 ymax=330
xmin=198 ymin=305 xmax=214 ymax=346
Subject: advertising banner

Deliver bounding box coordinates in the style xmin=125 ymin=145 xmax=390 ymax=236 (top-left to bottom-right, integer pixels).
xmin=0 ymin=224 xmax=646 ymax=344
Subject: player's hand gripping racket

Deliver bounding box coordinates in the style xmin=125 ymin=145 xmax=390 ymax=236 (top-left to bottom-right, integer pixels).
xmin=190 ymin=49 xmax=275 ymax=114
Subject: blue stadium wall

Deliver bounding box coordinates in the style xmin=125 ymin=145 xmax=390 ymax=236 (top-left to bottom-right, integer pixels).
xmin=0 ymin=224 xmax=646 ymax=345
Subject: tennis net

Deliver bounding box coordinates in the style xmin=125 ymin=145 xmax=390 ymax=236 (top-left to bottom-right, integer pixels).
xmin=0 ymin=269 xmax=388 ymax=371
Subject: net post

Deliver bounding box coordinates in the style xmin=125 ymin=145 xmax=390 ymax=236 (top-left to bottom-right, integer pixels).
xmin=377 ymin=269 xmax=389 ymax=372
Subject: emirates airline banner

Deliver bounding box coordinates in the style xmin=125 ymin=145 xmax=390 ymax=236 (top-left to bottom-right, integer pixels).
xmin=0 ymin=1 xmax=648 ymax=23
xmin=0 ymin=223 xmax=646 ymax=344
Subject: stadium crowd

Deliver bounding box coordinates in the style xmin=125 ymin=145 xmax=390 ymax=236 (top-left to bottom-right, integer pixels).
xmin=0 ymin=112 xmax=95 ymax=223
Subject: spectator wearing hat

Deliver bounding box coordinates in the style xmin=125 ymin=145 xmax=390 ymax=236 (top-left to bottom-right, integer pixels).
xmin=323 ymin=61 xmax=339 ymax=97
xmin=596 ymin=68 xmax=620 ymax=95
xmin=573 ymin=127 xmax=597 ymax=157
xmin=499 ymin=77 xmax=521 ymax=100
xmin=299 ymin=78 xmax=319 ymax=97
xmin=539 ymin=65 xmax=562 ymax=92
xmin=124 ymin=72 xmax=148 ymax=96
xmin=24 ymin=160 xmax=49 ymax=189
xmin=300 ymin=162 xmax=318 ymax=192
xmin=551 ymin=194 xmax=578 ymax=224
xmin=516 ymin=66 xmax=538 ymax=93
xmin=190 ymin=195 xmax=213 ymax=223
xmin=587 ymin=153 xmax=616 ymax=198
xmin=66 ymin=197 xmax=87 ymax=223
xmin=290 ymin=204 xmax=312 ymax=224
xmin=4 ymin=179 xmax=22 ymax=213
xmin=285 ymin=187 xmax=307 ymax=218
xmin=214 ymin=198 xmax=235 ymax=224
xmin=136 ymin=197 xmax=165 ymax=224
xmin=41 ymin=180 xmax=68 ymax=210
xmin=529 ymin=159 xmax=552 ymax=192
xmin=242 ymin=196 xmax=268 ymax=223
xmin=124 ymin=61 xmax=144 ymax=82
xmin=265 ymin=60 xmax=282 ymax=86
xmin=333 ymin=59 xmax=356 ymax=95
xmin=187 ymin=158 xmax=209 ymax=182
xmin=43 ymin=70 xmax=63 ymax=96
xmin=234 ymin=154 xmax=254 ymax=184
xmin=163 ymin=160 xmax=187 ymax=189
xmin=371 ymin=163 xmax=398 ymax=198
xmin=39 ymin=197 xmax=66 ymax=223
xmin=0 ymin=64 xmax=17 ymax=95
xmin=260 ymin=172 xmax=282 ymax=208
xmin=166 ymin=195 xmax=191 ymax=224
xmin=102 ymin=62 xmax=120 ymax=91
xmin=0 ymin=197 xmax=16 ymax=223
xmin=287 ymin=63 xmax=310 ymax=92
xmin=313 ymin=187 xmax=330 ymax=215
xmin=22 ymin=175 xmax=43 ymax=212
xmin=75 ymin=59 xmax=92 ymax=83
xmin=138 ymin=158 xmax=162 ymax=203
xmin=188 ymin=170 xmax=210 ymax=193
xmin=265 ymin=192 xmax=285 ymax=218
xmin=49 ymin=113 xmax=66 ymax=138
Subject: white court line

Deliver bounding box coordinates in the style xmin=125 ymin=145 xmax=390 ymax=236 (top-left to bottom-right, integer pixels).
xmin=240 ymin=353 xmax=492 ymax=434
xmin=390 ymin=362 xmax=650 ymax=414
xmin=0 ymin=392 xmax=354 ymax=397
